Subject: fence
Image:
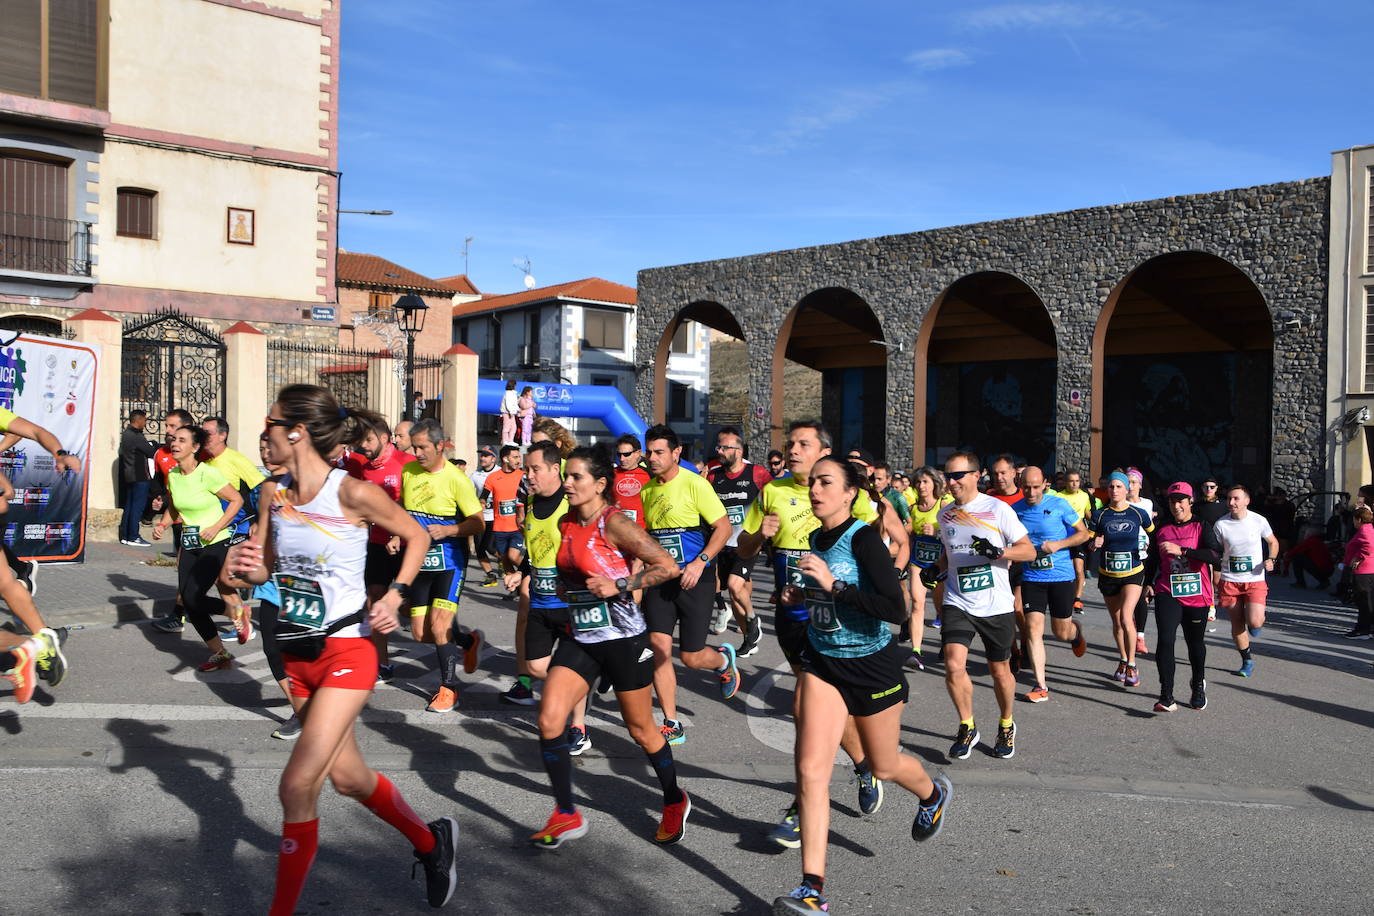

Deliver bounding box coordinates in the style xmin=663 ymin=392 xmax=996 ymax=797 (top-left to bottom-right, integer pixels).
xmin=267 ymin=340 xmax=379 ymax=409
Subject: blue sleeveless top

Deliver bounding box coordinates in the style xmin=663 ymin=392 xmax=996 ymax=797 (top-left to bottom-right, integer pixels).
xmin=805 ymin=518 xmax=890 ymax=659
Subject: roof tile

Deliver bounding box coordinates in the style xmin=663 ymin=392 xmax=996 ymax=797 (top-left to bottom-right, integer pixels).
xmin=336 ymin=251 xmax=455 ymax=296
xmin=452 ymin=277 xmax=635 ymax=318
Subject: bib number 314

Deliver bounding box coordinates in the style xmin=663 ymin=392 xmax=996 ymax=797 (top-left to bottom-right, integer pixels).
xmin=275 ymin=574 xmax=326 ymax=627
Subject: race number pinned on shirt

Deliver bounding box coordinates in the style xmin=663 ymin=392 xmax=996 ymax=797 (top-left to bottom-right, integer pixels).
xmin=1105 ymin=551 xmax=1135 ymax=573
xmin=655 ymin=532 xmax=685 ymax=564
xmin=914 ymin=540 xmax=941 ymax=566
xmin=422 ymin=543 xmax=451 ymax=572
xmin=726 ymin=504 xmax=746 ymax=527
xmin=532 ymin=566 xmax=559 ymax=599
xmin=1227 ymin=556 xmax=1254 ymax=574
xmin=1170 ymin=572 xmax=1203 ymax=597
xmin=180 ymin=526 xmax=202 ymax=551
xmin=498 ymin=499 xmax=518 ymax=517
xmin=567 ymin=589 xmax=611 ymax=633
xmin=1029 ymin=554 xmax=1054 ymax=571
xmin=957 ymin=563 xmax=993 ymax=593
xmin=275 ymin=574 xmax=326 ymax=627
xmin=805 ymin=586 xmax=840 ymax=632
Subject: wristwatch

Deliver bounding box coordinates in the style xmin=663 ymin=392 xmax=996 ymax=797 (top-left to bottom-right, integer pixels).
xmin=830 ymin=579 xmax=850 ymax=597
xmin=387 ymin=581 xmax=411 ymax=602
xmin=55 ymin=449 xmax=70 ymax=457
xmin=697 ymin=552 xmax=712 ymax=564
xmin=614 ymin=577 xmax=629 ymax=593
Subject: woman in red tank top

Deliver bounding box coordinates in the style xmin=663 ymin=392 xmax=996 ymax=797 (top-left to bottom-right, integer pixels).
xmin=529 ymin=444 xmax=684 ymax=850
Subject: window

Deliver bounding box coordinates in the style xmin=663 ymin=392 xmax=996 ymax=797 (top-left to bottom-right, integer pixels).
xmin=116 ymin=188 xmax=155 ymax=239
xmin=670 ymin=321 xmax=693 ymax=354
xmin=591 ymin=375 xmax=617 ymax=392
xmin=668 ymin=381 xmax=694 ymax=421
xmin=368 ymin=292 xmax=392 ymax=315
xmin=0 ymin=0 xmax=102 ymax=108
xmin=1365 ymin=288 xmax=1374 ymax=391
xmin=583 ymin=309 xmax=625 ymax=350
xmin=1368 ymin=167 xmax=1374 ymax=274
xmin=0 ymin=150 xmax=78 ymax=274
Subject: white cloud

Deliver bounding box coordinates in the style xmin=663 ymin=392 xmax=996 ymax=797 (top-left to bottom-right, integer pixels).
xmin=958 ymin=3 xmax=1147 ymax=30
xmin=905 ymin=48 xmax=973 ymax=71
xmin=752 ymin=85 xmax=905 ymax=154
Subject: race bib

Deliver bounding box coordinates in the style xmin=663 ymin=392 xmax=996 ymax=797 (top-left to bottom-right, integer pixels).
xmin=532 ymin=566 xmax=559 ymax=598
xmin=805 ymin=588 xmax=840 ymax=632
xmin=567 ymin=589 xmax=611 ymax=633
xmin=957 ymin=563 xmax=993 ymax=593
xmin=1030 ymin=554 xmax=1054 ymax=571
xmin=498 ymin=499 xmax=518 ymax=517
xmin=275 ymin=574 xmax=326 ymax=628
xmin=1227 ymin=556 xmax=1254 ymax=574
xmin=656 ymin=532 xmax=685 ymax=564
xmin=180 ymin=526 xmax=202 ymax=551
xmin=1170 ymin=572 xmax=1203 ymax=597
xmin=914 ymin=541 xmax=941 ymax=566
xmin=1105 ymin=551 xmax=1135 ymax=573
xmin=726 ymin=504 xmax=746 ymax=526
xmin=421 ymin=543 xmax=450 ymax=572
xmin=784 ymin=552 xmax=805 ymax=588
xmin=622 ymin=508 xmax=638 ymax=523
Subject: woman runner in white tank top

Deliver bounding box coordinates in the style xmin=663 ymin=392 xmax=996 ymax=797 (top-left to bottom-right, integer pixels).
xmin=225 ymin=385 xmax=460 ymax=915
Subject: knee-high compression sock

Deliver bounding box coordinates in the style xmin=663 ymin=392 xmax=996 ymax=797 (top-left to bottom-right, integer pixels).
xmin=645 ymin=743 xmax=684 ymax=806
xmin=540 ymin=735 xmax=575 ymax=813
xmin=269 ymin=819 xmax=319 ymax=916
xmin=360 ymin=773 xmax=435 ymax=853
xmin=435 ymin=643 xmax=461 ymax=687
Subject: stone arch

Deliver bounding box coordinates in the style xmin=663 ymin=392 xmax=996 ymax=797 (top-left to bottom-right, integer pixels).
xmin=1090 ymin=250 xmax=1273 ymax=489
xmin=651 ymin=301 xmax=745 ymax=446
xmin=771 ymin=287 xmax=886 ymax=454
xmin=913 ymin=271 xmax=1057 ymax=469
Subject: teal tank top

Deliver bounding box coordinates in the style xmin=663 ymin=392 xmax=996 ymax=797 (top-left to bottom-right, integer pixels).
xmin=805 ymin=517 xmax=890 ymax=659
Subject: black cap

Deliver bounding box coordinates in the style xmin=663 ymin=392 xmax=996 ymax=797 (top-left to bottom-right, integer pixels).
xmin=845 ymin=447 xmax=877 ymax=467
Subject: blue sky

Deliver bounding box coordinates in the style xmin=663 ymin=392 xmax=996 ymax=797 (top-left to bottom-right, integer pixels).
xmin=338 ymin=1 xmax=1366 ymax=293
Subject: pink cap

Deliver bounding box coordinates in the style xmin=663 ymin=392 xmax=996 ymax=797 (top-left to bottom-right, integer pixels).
xmin=1165 ymin=481 xmax=1193 ymax=499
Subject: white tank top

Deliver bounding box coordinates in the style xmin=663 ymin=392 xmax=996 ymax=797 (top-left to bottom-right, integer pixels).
xmin=271 ymin=468 xmax=369 ymax=638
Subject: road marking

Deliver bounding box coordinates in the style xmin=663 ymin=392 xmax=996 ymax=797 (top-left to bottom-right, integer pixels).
xmin=1102 ymin=792 xmax=1290 ymax=810
xmin=743 ymin=662 xmax=843 ymax=763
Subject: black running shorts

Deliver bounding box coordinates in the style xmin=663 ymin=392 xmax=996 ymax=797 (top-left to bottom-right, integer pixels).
xmin=525 ymin=604 xmax=571 ymax=661
xmin=798 ymin=638 xmax=909 ymax=717
xmin=715 ymin=548 xmax=753 ymax=585
xmin=642 ymin=570 xmax=716 ymax=652
xmin=1098 ymin=570 xmax=1146 ymax=597
xmin=552 ymin=631 xmax=654 ymax=693
xmin=365 ymin=541 xmax=403 ymax=589
xmin=939 ymin=605 xmax=1016 ymax=662
xmin=1021 ymin=579 xmax=1076 ymax=619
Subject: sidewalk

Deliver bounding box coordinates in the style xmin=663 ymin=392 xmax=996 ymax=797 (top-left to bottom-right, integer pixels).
xmin=21 ymin=538 xmax=179 ymax=628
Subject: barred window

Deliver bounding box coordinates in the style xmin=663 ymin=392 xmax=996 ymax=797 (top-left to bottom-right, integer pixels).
xmin=116 ymin=188 xmax=156 ymax=239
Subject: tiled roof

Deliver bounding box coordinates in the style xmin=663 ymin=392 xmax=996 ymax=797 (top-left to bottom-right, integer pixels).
xmin=336 ymin=251 xmax=455 ymax=296
xmin=452 ymin=277 xmax=635 ymax=318
xmin=436 ymin=274 xmax=481 ymax=296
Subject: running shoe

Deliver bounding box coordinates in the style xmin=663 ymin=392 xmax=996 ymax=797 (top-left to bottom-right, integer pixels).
xmin=768 ymin=806 xmax=801 ymax=849
xmin=1071 ymin=622 xmax=1087 ymax=658
xmin=271 ymin=713 xmax=302 ymax=740
xmin=426 ymin=686 xmax=458 ymax=713
xmin=150 ymin=615 xmax=185 ymax=634
xmin=376 ymin=664 xmax=395 ymax=686
xmin=1112 ymin=661 xmax=1128 ymax=682
xmin=18 ymin=559 xmax=35 ymax=597
xmin=931 ymin=615 xmax=942 ymax=629
xmin=567 ymin=725 xmax=592 ymax=756
xmin=717 ymin=642 xmax=740 ymax=699
xmin=1340 ymin=629 xmax=1373 ymax=639
xmin=1233 ymin=659 xmax=1254 ymax=678
xmin=595 ymin=673 xmax=615 ymax=698
xmin=660 ymin=718 xmax=685 ymax=746
xmin=412 ymin=816 xmax=459 ymax=907
xmin=911 ymin=774 xmax=952 ymax=842
xmin=709 ymin=597 xmax=730 ymax=635
xmin=773 ymin=883 xmax=828 ymax=914
xmin=1135 ymin=634 xmax=1148 ymax=656
xmin=463 ymin=630 xmax=484 ymax=674
xmin=499 ymin=680 xmax=537 ymax=706
xmin=231 ymin=608 xmax=253 ymax=645
xmin=530 ymin=808 xmax=587 ymax=850
xmin=196 ymin=649 xmax=233 ymax=672
xmin=2 ymin=645 xmax=37 ymax=703
xmin=1009 ymin=643 xmax=1022 ymax=676
xmin=1073 ymin=599 xmax=1084 ymax=616
xmin=948 ymin=723 xmax=979 ymax=760
xmin=856 ymin=767 xmax=884 ymax=816
xmin=738 ymin=616 xmax=763 ymax=658
xmin=902 ymin=650 xmax=925 ymax=671
xmin=1189 ymin=680 xmax=1208 ymax=710
xmin=898 ymin=620 xmax=911 ymax=643
xmin=34 ymin=627 xmax=67 ymax=687
xmin=1123 ymin=664 xmax=1141 ymax=688
xmin=992 ymin=722 xmax=1016 ymax=759
xmin=123 ymin=537 xmax=153 ymax=548
xmin=480 ymin=572 xmax=501 ymax=588
xmin=1153 ymin=697 xmax=1178 ymax=713
xmin=654 ymin=791 xmax=691 ymax=845
xmin=1025 ymin=685 xmax=1049 ymax=703
xmin=1248 ymin=626 xmax=1264 ymax=638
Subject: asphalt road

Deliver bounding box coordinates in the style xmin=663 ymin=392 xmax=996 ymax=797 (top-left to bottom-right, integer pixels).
xmin=3 ymin=557 xmax=1372 ymax=915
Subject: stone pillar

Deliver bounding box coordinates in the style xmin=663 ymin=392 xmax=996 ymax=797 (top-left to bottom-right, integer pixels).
xmin=64 ymin=309 xmax=122 ymax=511
xmin=223 ymin=322 xmax=268 ymax=460
xmin=442 ymin=344 xmax=479 ymax=463
xmin=368 ymin=356 xmax=402 ymax=427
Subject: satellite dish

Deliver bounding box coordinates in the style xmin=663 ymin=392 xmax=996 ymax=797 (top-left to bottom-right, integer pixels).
xmin=524 ymin=274 xmax=537 ymax=290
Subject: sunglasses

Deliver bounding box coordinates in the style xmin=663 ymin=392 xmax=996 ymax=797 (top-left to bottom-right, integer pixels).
xmin=943 ymin=469 xmax=977 ymax=482
xmin=617 ymin=450 xmax=636 ymax=458
xmin=264 ymin=416 xmax=293 ymax=431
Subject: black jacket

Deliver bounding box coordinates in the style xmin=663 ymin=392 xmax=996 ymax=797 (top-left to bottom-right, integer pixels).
xmin=119 ymin=425 xmax=158 ymax=483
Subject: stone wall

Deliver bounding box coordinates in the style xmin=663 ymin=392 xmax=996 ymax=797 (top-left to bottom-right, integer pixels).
xmin=635 ymin=178 xmax=1331 ymax=493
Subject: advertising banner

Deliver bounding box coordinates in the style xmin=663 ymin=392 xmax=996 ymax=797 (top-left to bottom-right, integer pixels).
xmin=0 ymin=334 xmax=97 ymax=562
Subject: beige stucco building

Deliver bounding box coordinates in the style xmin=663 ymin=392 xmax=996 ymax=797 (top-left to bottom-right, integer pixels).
xmin=1326 ymin=144 xmax=1374 ymax=497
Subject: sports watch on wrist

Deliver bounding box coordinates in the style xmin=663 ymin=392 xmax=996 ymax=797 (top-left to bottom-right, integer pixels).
xmin=615 ymin=577 xmax=629 ymax=593
xmin=696 ymin=552 xmax=712 ymax=564
xmin=830 ymin=579 xmax=850 ymax=597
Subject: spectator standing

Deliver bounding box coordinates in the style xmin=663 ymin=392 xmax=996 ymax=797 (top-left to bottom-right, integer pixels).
xmin=518 ymin=386 xmax=536 ymax=446
xmin=1285 ymin=525 xmax=1334 ymax=589
xmin=119 ymin=410 xmax=158 ymax=546
xmin=1341 ymin=506 xmax=1374 ymax=639
xmin=500 ymin=379 xmax=519 ymax=445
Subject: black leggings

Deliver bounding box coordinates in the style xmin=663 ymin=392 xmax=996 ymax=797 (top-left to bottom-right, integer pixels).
xmin=177 ymin=541 xmax=229 ymax=643
xmin=256 ymin=600 xmax=286 ymax=682
xmin=1153 ymin=592 xmax=1207 ymax=696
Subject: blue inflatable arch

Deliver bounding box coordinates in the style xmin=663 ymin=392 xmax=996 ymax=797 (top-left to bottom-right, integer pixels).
xmin=477 ymin=379 xmax=647 ymax=441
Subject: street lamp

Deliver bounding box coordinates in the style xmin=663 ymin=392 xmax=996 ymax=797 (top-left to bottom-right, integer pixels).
xmin=394 ymin=293 xmax=429 ymax=419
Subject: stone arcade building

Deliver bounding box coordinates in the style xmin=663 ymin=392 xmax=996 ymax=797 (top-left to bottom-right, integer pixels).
xmin=635 ymin=178 xmax=1329 ymax=494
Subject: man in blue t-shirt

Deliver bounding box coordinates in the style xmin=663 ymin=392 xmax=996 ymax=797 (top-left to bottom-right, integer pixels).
xmin=1014 ymin=466 xmax=1092 ymax=702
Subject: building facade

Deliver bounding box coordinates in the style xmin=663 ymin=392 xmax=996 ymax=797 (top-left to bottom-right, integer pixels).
xmin=452 ymin=278 xmax=711 ymax=454
xmin=1326 ymin=145 xmax=1374 ymax=498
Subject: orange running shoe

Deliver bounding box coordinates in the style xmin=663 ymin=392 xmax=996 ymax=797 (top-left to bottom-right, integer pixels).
xmin=3 ymin=645 xmax=37 ymax=703
xmin=426 ymin=686 xmax=458 ymax=713
xmin=463 ymin=629 xmax=484 ymax=674
xmin=197 ymin=649 xmax=233 ymax=672
xmin=530 ymin=808 xmax=588 ymax=849
xmin=231 ymin=608 xmax=253 ymax=645
xmin=1071 ymin=622 xmax=1087 ymax=658
xmin=654 ymin=791 xmax=691 ymax=845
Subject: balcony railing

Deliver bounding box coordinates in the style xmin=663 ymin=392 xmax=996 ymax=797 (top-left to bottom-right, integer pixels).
xmin=0 ymin=212 xmax=93 ymax=277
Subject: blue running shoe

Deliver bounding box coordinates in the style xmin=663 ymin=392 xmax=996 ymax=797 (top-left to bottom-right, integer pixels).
xmin=912 ymin=774 xmax=952 ymax=842
xmin=856 ymin=767 xmax=884 ymax=816
xmin=773 ymin=882 xmax=828 ymax=913
xmin=660 ymin=718 xmax=685 ymax=746
xmin=1234 ymin=659 xmax=1254 ymax=677
xmin=949 ymin=723 xmax=979 ymax=760
xmin=717 ymin=642 xmax=740 ymax=699
xmin=567 ymin=725 xmax=592 ymax=757
xmin=768 ymin=806 xmax=800 ymax=849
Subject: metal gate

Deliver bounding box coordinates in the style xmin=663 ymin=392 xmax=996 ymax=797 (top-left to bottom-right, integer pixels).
xmin=120 ymin=309 xmax=227 ymax=438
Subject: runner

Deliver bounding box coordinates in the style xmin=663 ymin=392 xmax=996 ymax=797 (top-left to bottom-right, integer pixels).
xmin=905 ymin=466 xmax=952 ymax=670
xmin=766 ymin=449 xmax=786 ymax=479
xmin=612 ymin=434 xmax=650 ymax=527
xmin=986 ymin=454 xmax=1026 ymax=673
xmin=396 ymin=419 xmax=486 ymax=713
xmin=528 ymin=444 xmax=689 ymax=849
xmin=736 ymin=420 xmax=885 ymax=845
xmin=1143 ymin=482 xmax=1221 ymax=711
xmin=498 ymin=441 xmax=590 ymax=754
xmin=1057 ymin=470 xmax=1096 ymax=614
xmin=1088 ymin=472 xmax=1154 ymax=688
xmin=480 ymin=445 xmax=525 ymax=592
xmin=467 ymin=446 xmax=500 ymax=588
xmin=706 ymin=426 xmax=772 ymax=657
xmin=1214 ymin=484 xmax=1279 ymax=678
xmin=152 ymin=424 xmax=245 ymax=671
xmin=1013 ymin=467 xmax=1090 ymax=702
xmin=772 ymin=455 xmax=952 ymax=915
xmin=639 ymin=424 xmax=740 ymax=745
xmin=393 ymin=419 xmax=414 ymax=454
xmin=340 ymin=417 xmax=415 ymax=683
xmin=202 ymin=416 xmax=265 ymax=643
xmin=150 ymin=408 xmax=197 ymax=632
xmin=1126 ymin=468 xmax=1156 ymax=655
xmin=225 ymin=385 xmax=456 ymax=913
xmin=926 ymin=451 xmax=1035 ymax=760
xmin=871 ymin=461 xmax=911 ymax=528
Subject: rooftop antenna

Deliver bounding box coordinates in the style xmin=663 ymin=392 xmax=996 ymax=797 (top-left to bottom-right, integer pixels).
xmin=462 ymin=237 xmax=474 ymax=277
xmin=514 ymin=256 xmax=536 ymax=290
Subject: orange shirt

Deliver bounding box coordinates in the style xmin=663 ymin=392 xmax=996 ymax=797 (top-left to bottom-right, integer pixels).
xmin=483 ymin=468 xmax=525 ymax=532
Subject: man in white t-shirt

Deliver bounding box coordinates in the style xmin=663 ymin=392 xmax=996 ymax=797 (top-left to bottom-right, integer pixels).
xmin=925 ymin=450 xmax=1035 ymax=761
xmin=1214 ymin=484 xmax=1279 ymax=678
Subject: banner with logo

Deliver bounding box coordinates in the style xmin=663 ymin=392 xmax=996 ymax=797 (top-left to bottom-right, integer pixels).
xmin=0 ymin=334 xmax=97 ymax=562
